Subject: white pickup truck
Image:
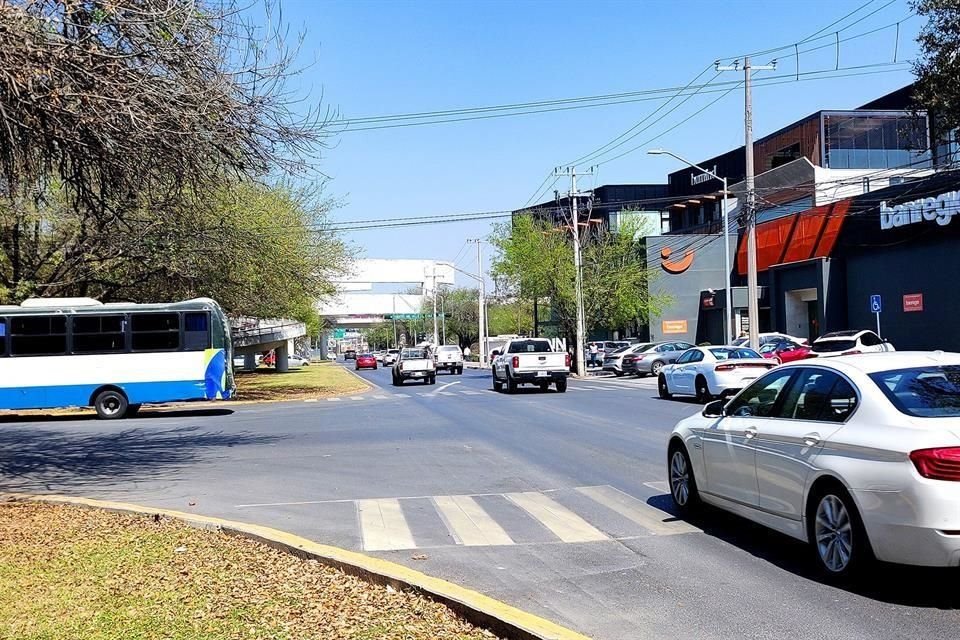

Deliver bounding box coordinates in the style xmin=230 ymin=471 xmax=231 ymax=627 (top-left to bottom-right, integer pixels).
xmin=392 ymin=347 xmax=436 ymax=385
xmin=433 ymin=344 xmax=464 ymax=375
xmin=491 ymin=338 xmax=570 ymax=393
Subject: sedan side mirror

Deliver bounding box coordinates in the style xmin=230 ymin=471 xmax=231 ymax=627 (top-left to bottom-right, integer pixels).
xmin=702 ymin=399 xmax=726 ymax=418
xmin=491 ymin=350 xmax=500 ymax=358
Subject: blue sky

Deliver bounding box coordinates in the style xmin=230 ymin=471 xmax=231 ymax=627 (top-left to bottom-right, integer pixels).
xmin=277 ymin=0 xmax=921 ymax=285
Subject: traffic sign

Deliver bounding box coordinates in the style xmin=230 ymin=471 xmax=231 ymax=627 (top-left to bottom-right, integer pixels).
xmin=333 ymin=328 xmax=346 ymax=339
xmin=869 ymin=294 xmax=882 ymax=314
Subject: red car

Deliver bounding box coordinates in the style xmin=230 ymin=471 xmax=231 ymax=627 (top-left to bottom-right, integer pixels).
xmin=355 ymin=353 xmax=377 ymax=370
xmin=758 ymin=339 xmax=812 ymax=364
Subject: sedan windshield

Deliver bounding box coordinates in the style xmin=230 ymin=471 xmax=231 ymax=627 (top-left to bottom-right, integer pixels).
xmin=870 ymin=366 xmax=960 ymax=417
xmin=710 ymin=347 xmax=761 ymax=360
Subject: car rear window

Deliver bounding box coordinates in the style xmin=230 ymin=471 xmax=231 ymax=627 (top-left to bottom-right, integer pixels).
xmin=508 ymin=340 xmax=551 ymax=353
xmin=437 ymin=346 xmax=460 ymax=353
xmin=401 ymin=349 xmax=427 ymax=359
xmin=812 ymin=339 xmax=856 ymax=353
xmin=870 ymin=366 xmax=960 ymax=417
xmin=710 ymin=347 xmax=761 ymax=360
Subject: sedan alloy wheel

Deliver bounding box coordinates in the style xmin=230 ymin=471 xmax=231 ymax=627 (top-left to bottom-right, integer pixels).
xmin=814 ymin=494 xmax=854 ymax=574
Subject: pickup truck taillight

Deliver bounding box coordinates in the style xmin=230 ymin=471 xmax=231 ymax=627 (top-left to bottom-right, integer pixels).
xmin=565 ymin=353 xmax=572 ymax=368
xmin=512 ymin=356 xmax=519 ymax=369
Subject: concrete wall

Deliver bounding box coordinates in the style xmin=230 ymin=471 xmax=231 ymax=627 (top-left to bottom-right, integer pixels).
xmin=646 ymin=234 xmax=736 ymax=345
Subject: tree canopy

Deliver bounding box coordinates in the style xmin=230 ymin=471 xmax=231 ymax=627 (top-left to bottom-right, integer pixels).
xmin=491 ymin=213 xmax=666 ymax=340
xmin=914 ymin=0 xmax=960 ymax=138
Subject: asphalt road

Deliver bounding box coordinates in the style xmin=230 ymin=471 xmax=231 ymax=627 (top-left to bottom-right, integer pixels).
xmin=2 ymin=363 xmax=959 ymax=639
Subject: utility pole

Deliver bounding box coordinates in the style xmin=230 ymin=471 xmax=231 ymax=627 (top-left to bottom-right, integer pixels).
xmin=428 ymin=265 xmax=439 ymax=347
xmin=471 ymin=239 xmax=487 ymax=365
xmin=717 ymin=56 xmax=775 ymax=348
xmin=555 ymin=166 xmax=593 ymax=377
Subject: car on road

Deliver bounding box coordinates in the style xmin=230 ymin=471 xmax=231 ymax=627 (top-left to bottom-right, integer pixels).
xmin=667 ymin=351 xmax=960 ymax=577
xmin=375 ymin=350 xmax=386 ymax=362
xmin=383 ymin=349 xmax=400 ymax=366
xmin=732 ymin=332 xmax=808 ymax=349
xmin=758 ymin=339 xmax=812 ymax=364
xmin=602 ymin=344 xmax=645 ymax=376
xmin=392 ymin=347 xmax=435 ymax=385
xmin=344 ymin=349 xmax=357 ymax=360
xmin=288 ymin=354 xmax=309 ymax=368
xmin=492 ymin=337 xmax=570 ymax=393
xmin=623 ymin=341 xmax=696 ymax=377
xmin=434 ymin=345 xmax=464 ymax=375
xmin=355 ymin=353 xmax=377 ymax=370
xmin=809 ymin=329 xmax=895 ymax=357
xmin=659 ymin=346 xmax=775 ymax=403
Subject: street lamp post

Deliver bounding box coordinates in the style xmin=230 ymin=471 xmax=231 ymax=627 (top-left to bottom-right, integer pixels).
xmin=648 ymin=149 xmax=734 ymax=344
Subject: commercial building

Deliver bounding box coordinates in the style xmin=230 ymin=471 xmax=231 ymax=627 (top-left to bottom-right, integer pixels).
xmin=649 ymin=169 xmax=960 ymax=352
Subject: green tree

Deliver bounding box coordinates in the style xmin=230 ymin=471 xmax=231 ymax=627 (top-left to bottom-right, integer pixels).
xmin=363 ymin=323 xmax=396 ymax=351
xmin=913 ymin=1 xmax=960 ymax=137
xmin=487 ymin=299 xmax=535 ymax=336
xmin=491 ymin=214 xmax=666 ymax=342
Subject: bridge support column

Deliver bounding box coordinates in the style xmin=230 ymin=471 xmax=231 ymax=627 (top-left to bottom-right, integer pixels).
xmin=243 ymin=353 xmax=257 ymax=372
xmin=275 ymin=343 xmax=289 ymax=372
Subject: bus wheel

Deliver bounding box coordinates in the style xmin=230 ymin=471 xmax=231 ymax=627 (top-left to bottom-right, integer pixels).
xmin=94 ymin=389 xmax=129 ymax=420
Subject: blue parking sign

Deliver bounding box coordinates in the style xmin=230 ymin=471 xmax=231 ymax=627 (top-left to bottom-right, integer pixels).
xmin=870 ymin=294 xmax=882 ymax=314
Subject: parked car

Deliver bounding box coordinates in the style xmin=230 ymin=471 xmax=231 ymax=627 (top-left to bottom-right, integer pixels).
xmin=758 ymin=339 xmax=812 ymax=364
xmin=733 ymin=332 xmax=808 ymax=349
xmin=809 ymin=330 xmax=895 ymax=357
xmin=434 ymin=345 xmax=464 ymax=375
xmin=288 ymin=354 xmax=309 ymax=368
xmin=667 ymin=351 xmax=960 ymax=577
xmin=344 ymin=349 xmax=357 ymax=360
xmin=624 ymin=341 xmax=696 ymax=377
xmin=383 ymin=349 xmax=400 ymax=366
xmin=392 ymin=347 xmax=435 ymax=385
xmin=659 ymin=346 xmax=775 ymax=402
xmin=492 ymin=337 xmax=570 ymax=393
xmin=355 ymin=353 xmax=377 ymax=370
xmin=603 ymin=344 xmax=650 ymax=377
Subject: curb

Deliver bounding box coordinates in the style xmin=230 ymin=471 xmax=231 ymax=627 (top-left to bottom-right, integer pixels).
xmin=6 ymin=494 xmax=591 ymax=640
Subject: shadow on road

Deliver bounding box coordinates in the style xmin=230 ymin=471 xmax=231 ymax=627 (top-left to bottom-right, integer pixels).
xmin=0 ymin=408 xmax=235 ymax=424
xmin=649 ymin=493 xmax=960 ymax=610
xmin=0 ymin=424 xmax=284 ymax=494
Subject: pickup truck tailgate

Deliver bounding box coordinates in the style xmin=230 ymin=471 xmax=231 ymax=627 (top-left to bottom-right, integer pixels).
xmin=514 ymin=353 xmax=567 ymax=372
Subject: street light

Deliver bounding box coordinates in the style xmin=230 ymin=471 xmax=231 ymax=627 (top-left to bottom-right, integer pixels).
xmin=648 ymin=148 xmax=734 ymax=344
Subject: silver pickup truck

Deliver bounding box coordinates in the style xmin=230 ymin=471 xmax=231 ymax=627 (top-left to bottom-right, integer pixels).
xmin=491 ymin=338 xmax=570 ymax=393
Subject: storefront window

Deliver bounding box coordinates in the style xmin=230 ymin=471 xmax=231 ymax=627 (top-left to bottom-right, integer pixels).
xmin=822 ymin=112 xmax=930 ymax=170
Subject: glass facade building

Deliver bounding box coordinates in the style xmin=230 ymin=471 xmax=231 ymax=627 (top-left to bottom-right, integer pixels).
xmin=822 ymin=111 xmax=930 ymax=170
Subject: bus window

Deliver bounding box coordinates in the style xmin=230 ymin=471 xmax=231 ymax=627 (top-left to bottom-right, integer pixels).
xmin=10 ymin=316 xmax=67 ymax=356
xmin=183 ymin=312 xmax=210 ymax=351
xmin=72 ymin=315 xmax=125 ymax=353
xmin=131 ymin=313 xmax=180 ymax=351
xmin=0 ymin=319 xmax=6 ymax=356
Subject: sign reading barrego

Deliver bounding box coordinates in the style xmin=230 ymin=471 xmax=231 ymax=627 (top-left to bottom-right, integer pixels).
xmin=880 ymin=190 xmax=960 ymax=230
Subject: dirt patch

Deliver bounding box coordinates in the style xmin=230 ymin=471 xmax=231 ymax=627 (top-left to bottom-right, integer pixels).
xmin=0 ymin=501 xmax=498 ymax=640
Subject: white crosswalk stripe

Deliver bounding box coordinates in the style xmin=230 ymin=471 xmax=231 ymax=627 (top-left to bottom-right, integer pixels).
xmin=357 ymin=498 xmax=416 ymax=551
xmin=433 ymin=495 xmax=514 ymax=546
xmin=505 ymin=491 xmax=608 ymax=543
xmin=576 ymin=485 xmax=698 ymax=535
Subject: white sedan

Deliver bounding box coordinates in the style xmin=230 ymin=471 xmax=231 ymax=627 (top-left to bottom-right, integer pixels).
xmin=809 ymin=329 xmax=895 ymax=357
xmin=668 ymin=352 xmax=960 ymax=577
xmin=659 ymin=346 xmax=776 ymax=403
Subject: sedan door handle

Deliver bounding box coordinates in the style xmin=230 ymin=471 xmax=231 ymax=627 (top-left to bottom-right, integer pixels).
xmin=803 ymin=433 xmax=821 ymax=447
xmin=744 ymin=428 xmax=757 ymax=440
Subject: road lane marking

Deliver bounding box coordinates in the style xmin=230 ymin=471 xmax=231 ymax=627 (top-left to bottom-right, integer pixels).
xmin=349 ymin=396 xmax=364 ymax=401
xmin=576 ymin=485 xmax=698 ymax=535
xmin=437 ymin=391 xmax=456 ymax=396
xmin=583 ymin=386 xmax=612 ymax=391
xmin=357 ymin=498 xmax=416 ymax=551
xmin=433 ymin=495 xmax=514 ymax=546
xmin=326 ymin=397 xmax=342 ymax=402
xmin=505 ymin=492 xmax=608 ymax=543
xmin=435 ymin=381 xmax=461 ymax=393
xmin=460 ymin=390 xmax=483 ymax=396
xmin=393 ymin=393 xmax=410 ymax=398
xmin=303 ymin=399 xmax=318 ymax=403
xmin=372 ymin=395 xmax=389 ymax=400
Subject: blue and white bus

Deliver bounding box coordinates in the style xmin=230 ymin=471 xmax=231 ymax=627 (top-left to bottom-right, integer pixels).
xmin=0 ymin=297 xmax=235 ymax=419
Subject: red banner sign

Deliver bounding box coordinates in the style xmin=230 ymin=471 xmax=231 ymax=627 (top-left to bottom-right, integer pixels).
xmin=903 ymin=293 xmax=924 ymax=313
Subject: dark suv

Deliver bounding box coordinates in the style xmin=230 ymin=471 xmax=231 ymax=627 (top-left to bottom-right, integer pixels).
xmin=344 ymin=349 xmax=357 ymax=360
